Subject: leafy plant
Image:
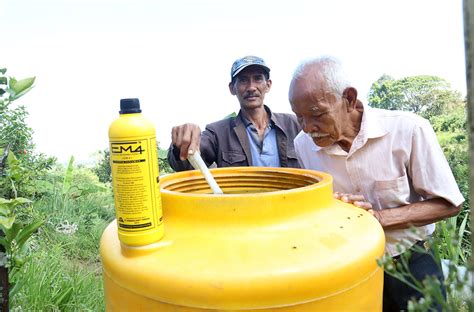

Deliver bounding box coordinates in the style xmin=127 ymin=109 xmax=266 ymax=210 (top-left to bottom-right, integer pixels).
xmin=0 ymin=198 xmax=44 ymax=298
xmin=93 ymin=149 xmax=111 ymax=184
xmin=10 ymin=244 xmax=105 ymax=311
xmin=435 ymin=214 xmax=470 ymax=265
xmin=0 ymin=68 xmax=53 ymax=310
xmin=0 ymin=68 xmax=35 ymax=156
xmin=158 ymin=146 xmax=174 ymax=175
xmin=432 ymin=106 xmax=470 ymax=259
xmin=0 ymin=69 xmax=55 ymax=200
xmin=377 ymin=231 xmax=473 ymax=311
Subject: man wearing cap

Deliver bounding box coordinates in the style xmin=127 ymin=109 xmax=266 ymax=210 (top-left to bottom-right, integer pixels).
xmin=167 ymin=55 xmax=301 ymax=171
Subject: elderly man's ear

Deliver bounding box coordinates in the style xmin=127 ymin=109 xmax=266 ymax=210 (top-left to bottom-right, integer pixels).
xmin=342 ymin=87 xmax=358 ymax=112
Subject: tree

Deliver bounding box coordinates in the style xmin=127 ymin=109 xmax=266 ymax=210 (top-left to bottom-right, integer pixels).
xmin=0 ymin=69 xmax=35 ymax=156
xmin=368 ymin=75 xmax=464 ymax=120
xmin=0 ymin=69 xmax=55 ymax=200
xmin=0 ymin=68 xmax=46 ymax=311
xmin=93 ymin=149 xmax=112 ymax=184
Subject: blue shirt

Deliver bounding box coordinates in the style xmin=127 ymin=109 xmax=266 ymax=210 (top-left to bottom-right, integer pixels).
xmin=243 ymin=117 xmax=281 ymax=167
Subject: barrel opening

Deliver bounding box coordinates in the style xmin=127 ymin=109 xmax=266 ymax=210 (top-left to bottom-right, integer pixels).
xmin=161 ymin=170 xmax=321 ymax=194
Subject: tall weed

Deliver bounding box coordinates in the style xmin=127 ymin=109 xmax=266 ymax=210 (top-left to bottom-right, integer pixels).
xmin=10 ymin=162 xmax=115 ymax=310
xmin=10 ymin=244 xmax=104 ymax=311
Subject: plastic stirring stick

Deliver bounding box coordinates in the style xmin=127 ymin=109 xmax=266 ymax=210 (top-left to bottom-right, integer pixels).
xmin=188 ymin=151 xmax=224 ymax=194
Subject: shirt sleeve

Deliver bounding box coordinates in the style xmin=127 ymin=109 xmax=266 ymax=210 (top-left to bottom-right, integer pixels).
xmin=167 ymin=143 xmax=193 ymax=172
xmin=199 ymin=125 xmax=219 ymax=168
xmin=408 ymin=119 xmax=464 ymax=207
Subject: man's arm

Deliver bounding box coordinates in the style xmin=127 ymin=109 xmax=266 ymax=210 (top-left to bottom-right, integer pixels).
xmin=167 ymin=123 xmax=219 ymax=172
xmin=336 ymin=193 xmax=462 ymax=230
xmin=167 ymin=123 xmax=201 ymax=172
xmin=371 ymin=198 xmax=461 ymax=230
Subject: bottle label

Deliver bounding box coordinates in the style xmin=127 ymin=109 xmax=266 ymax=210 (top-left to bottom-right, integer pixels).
xmin=110 ymin=137 xmax=163 ymax=233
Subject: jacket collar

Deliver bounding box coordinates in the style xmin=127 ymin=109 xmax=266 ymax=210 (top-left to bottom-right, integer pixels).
xmin=236 ymin=105 xmax=274 ymax=128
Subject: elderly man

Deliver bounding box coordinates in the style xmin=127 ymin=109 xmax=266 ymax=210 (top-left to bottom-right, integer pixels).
xmin=168 ymin=55 xmax=300 ymax=170
xmin=288 ymin=56 xmax=464 ymax=311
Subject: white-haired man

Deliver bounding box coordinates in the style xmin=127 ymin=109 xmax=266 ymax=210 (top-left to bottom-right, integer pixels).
xmin=288 ymin=56 xmax=463 ymax=311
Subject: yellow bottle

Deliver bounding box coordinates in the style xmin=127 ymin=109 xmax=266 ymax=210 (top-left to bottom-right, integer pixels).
xmin=108 ymin=98 xmax=164 ymax=246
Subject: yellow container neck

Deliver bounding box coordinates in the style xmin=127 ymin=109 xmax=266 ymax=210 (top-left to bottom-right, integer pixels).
xmin=160 ymin=167 xmax=334 ymax=226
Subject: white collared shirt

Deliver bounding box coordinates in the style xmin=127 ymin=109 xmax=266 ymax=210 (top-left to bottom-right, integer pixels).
xmin=294 ymin=105 xmax=464 ymax=256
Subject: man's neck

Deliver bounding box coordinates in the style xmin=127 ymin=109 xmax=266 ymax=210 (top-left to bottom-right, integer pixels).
xmin=241 ymin=106 xmax=269 ymax=129
xmin=241 ymin=106 xmax=269 ymax=138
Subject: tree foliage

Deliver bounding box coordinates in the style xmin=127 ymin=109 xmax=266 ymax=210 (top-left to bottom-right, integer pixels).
xmin=431 ymin=106 xmax=470 ymax=259
xmin=93 ymin=149 xmax=112 ymax=184
xmin=368 ymin=75 xmax=464 ymax=120
xmin=0 ymin=69 xmax=55 ymax=200
xmin=0 ymin=69 xmax=35 ymax=156
xmin=0 ymin=68 xmax=51 ymax=309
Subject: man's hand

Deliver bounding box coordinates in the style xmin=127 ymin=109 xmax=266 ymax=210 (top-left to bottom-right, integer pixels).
xmin=334 ymin=192 xmax=384 ymax=225
xmin=333 ymin=192 xmax=373 ymax=210
xmin=171 ymin=123 xmax=201 ymax=160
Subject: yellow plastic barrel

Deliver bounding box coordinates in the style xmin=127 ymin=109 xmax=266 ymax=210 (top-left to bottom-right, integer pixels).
xmin=100 ymin=167 xmax=385 ymax=311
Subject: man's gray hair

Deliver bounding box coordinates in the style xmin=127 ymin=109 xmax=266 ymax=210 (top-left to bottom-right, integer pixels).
xmin=291 ymin=56 xmax=351 ymax=97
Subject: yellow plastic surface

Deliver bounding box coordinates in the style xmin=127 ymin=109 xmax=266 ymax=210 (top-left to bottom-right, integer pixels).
xmin=100 ymin=167 xmax=385 ymax=311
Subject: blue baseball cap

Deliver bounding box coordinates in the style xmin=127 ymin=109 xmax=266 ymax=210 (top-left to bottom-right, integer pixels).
xmin=230 ymin=55 xmax=270 ymax=79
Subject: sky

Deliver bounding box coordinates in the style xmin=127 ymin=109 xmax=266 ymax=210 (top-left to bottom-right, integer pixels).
xmin=1 ymin=0 xmax=467 ymax=165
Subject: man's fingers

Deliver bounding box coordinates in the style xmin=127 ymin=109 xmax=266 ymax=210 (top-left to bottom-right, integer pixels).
xmin=179 ymin=128 xmax=193 ymax=160
xmin=334 ymin=192 xmax=373 ymax=210
xmin=346 ymin=194 xmax=365 ymax=202
xmin=171 ymin=126 xmax=179 ymax=145
xmin=353 ymin=201 xmax=373 ymax=210
xmin=185 ymin=130 xmax=200 ymax=159
xmin=170 ymin=124 xmax=200 ymax=160
xmin=334 ymin=193 xmax=365 ymax=202
xmin=341 ymin=194 xmax=365 ymax=203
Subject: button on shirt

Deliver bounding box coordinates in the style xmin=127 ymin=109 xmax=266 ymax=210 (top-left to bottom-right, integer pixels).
xmin=243 ymin=117 xmax=281 ymax=168
xmin=294 ymin=104 xmax=464 ymax=257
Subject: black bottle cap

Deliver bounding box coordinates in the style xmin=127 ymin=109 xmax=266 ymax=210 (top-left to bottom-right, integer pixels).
xmin=119 ymin=98 xmax=142 ymax=114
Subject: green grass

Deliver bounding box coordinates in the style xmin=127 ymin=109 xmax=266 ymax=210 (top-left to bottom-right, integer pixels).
xmin=10 ymin=182 xmax=115 ymax=310
xmin=11 ymin=244 xmax=105 ymax=311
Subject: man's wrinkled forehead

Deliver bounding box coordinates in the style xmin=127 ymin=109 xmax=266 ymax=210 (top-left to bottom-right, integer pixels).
xmin=290 ymin=76 xmax=331 ymax=105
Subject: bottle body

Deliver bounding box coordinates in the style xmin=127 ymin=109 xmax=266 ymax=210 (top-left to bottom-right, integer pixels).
xmin=108 ymin=105 xmax=164 ymax=246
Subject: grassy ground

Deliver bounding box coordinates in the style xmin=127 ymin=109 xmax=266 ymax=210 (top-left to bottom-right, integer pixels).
xmin=10 ymin=189 xmax=115 ymax=311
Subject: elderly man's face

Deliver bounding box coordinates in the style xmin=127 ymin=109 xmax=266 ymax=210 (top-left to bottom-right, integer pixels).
xmin=289 ymin=73 xmax=349 ymax=148
xmin=229 ymin=66 xmax=272 ymax=110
